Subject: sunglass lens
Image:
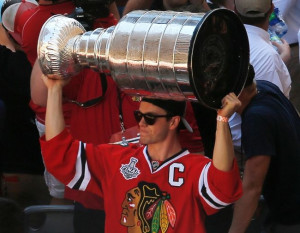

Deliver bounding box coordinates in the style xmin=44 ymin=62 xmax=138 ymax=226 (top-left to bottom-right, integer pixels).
xmin=134 ymin=111 xmax=142 ymax=123
xmin=134 ymin=111 xmax=156 ymax=125
xmin=143 ymin=115 xmax=156 ymax=125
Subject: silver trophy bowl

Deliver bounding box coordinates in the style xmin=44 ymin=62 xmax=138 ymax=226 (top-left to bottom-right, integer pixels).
xmin=38 ymin=9 xmax=249 ymax=109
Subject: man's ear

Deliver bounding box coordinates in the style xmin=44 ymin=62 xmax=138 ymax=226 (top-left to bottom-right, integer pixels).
xmin=169 ymin=116 xmax=180 ymax=130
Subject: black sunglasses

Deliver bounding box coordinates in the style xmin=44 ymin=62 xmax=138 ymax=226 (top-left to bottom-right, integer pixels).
xmin=134 ymin=110 xmax=172 ymax=125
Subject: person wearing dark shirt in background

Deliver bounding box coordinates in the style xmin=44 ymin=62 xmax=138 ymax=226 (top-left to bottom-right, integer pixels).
xmin=0 ymin=8 xmax=49 ymax=207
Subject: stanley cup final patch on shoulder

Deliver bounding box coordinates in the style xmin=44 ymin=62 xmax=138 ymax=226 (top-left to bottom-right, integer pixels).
xmin=120 ymin=157 xmax=141 ymax=180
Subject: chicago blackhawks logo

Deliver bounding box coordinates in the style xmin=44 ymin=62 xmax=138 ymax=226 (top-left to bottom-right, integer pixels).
xmin=120 ymin=181 xmax=176 ymax=233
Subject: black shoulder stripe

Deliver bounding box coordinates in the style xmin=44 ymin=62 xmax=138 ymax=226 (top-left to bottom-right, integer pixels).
xmin=201 ymin=185 xmax=226 ymax=209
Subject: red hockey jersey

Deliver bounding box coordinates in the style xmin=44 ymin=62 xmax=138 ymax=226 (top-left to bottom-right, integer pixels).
xmin=41 ymin=129 xmax=242 ymax=233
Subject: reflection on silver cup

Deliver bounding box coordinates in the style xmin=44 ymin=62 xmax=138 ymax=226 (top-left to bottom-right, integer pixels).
xmin=38 ymin=9 xmax=249 ymax=109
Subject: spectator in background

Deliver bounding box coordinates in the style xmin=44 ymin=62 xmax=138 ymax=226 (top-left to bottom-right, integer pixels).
xmin=11 ymin=0 xmax=119 ymax=66
xmin=0 ymin=0 xmax=50 ymax=208
xmin=229 ymin=74 xmax=300 ymax=232
xmin=13 ymin=0 xmax=76 ymax=66
xmin=0 ymin=0 xmax=14 ymax=51
xmin=206 ymin=0 xmax=234 ymax=10
xmin=229 ymin=0 xmax=293 ymax=157
xmin=234 ymin=0 xmax=291 ymax=99
xmin=1 ymin=0 xmax=69 ymax=204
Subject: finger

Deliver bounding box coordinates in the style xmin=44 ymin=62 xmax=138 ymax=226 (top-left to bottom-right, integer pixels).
xmin=41 ymin=74 xmax=48 ymax=80
xmin=47 ymin=74 xmax=61 ymax=80
xmin=228 ymin=92 xmax=237 ymax=98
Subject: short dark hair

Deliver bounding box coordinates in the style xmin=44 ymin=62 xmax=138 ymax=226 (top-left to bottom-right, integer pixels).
xmin=236 ymin=13 xmax=268 ymax=25
xmin=210 ymin=0 xmax=225 ymax=6
xmin=173 ymin=3 xmax=207 ymax=13
xmin=141 ymin=98 xmax=193 ymax=132
xmin=141 ymin=98 xmax=186 ymax=117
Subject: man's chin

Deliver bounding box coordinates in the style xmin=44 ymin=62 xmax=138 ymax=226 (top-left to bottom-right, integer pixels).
xmin=139 ymin=137 xmax=150 ymax=145
xmin=120 ymin=215 xmax=128 ymax=225
xmin=139 ymin=135 xmax=146 ymax=144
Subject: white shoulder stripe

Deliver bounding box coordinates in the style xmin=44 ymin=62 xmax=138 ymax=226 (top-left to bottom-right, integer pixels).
xmin=67 ymin=142 xmax=91 ymax=191
xmin=199 ymin=162 xmax=230 ymax=209
xmin=79 ymin=162 xmax=91 ymax=191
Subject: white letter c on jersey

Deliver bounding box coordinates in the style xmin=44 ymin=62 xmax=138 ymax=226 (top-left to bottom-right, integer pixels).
xmin=169 ymin=163 xmax=184 ymax=187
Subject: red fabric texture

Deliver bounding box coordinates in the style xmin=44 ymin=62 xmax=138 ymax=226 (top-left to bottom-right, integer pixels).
xmin=179 ymin=101 xmax=203 ymax=153
xmin=2 ymin=0 xmax=38 ymax=44
xmin=93 ymin=13 xmax=118 ymax=29
xmin=17 ymin=1 xmax=76 ymax=66
xmin=30 ymin=73 xmax=81 ymax=125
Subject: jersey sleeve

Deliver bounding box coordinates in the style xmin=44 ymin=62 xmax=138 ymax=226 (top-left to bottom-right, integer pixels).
xmin=198 ymin=160 xmax=242 ymax=215
xmin=40 ymin=128 xmax=128 ymax=197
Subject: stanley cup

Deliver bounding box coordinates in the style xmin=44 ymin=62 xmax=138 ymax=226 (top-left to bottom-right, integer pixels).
xmin=38 ymin=9 xmax=249 ymax=109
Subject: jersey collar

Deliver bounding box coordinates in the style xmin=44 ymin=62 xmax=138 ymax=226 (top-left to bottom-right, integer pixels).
xmin=143 ymin=146 xmax=190 ymax=173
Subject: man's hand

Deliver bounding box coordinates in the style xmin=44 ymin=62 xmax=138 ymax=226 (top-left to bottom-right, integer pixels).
xmin=218 ymin=92 xmax=241 ymax=118
xmin=272 ymin=39 xmax=291 ymax=64
xmin=41 ymin=74 xmax=71 ymax=90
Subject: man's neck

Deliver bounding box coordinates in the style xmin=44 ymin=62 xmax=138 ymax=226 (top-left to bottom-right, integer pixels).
xmin=260 ymin=20 xmax=270 ymax=32
xmin=223 ymin=0 xmax=234 ymax=10
xmin=237 ymin=86 xmax=258 ymax=115
xmin=147 ymin=137 xmax=182 ymax=161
